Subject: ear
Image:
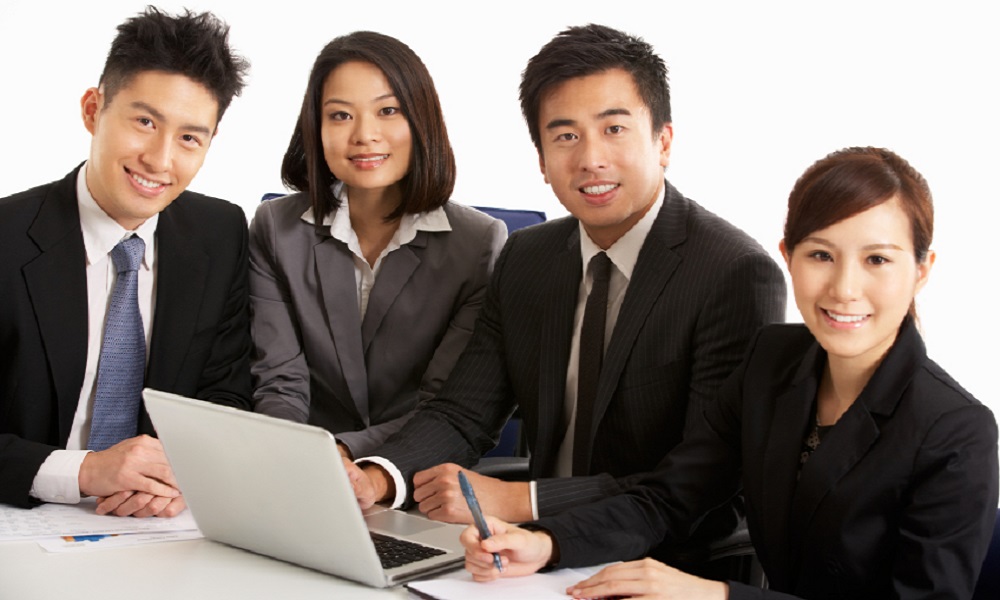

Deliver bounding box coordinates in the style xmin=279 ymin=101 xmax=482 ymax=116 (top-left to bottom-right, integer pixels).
xmin=914 ymin=249 xmax=936 ymax=294
xmin=537 ymin=150 xmax=549 ymax=184
xmin=81 ymin=87 xmax=102 ymax=135
xmin=778 ymin=239 xmax=791 ymax=268
xmin=657 ymin=124 xmax=673 ymax=169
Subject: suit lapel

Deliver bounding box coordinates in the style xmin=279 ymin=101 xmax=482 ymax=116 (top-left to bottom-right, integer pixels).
xmin=147 ymin=200 xmax=209 ymax=392
xmin=532 ymin=228 xmax=582 ymax=478
xmin=759 ymin=344 xmax=821 ymax=582
xmin=788 ymin=317 xmax=923 ymax=559
xmin=577 ymin=187 xmax=682 ymax=471
xmin=361 ymin=232 xmax=423 ymax=353
xmin=314 ymin=237 xmax=369 ymax=425
xmin=23 ymin=169 xmax=89 ymax=442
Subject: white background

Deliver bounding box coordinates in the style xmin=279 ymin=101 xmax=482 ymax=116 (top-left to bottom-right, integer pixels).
xmin=1 ymin=1 xmax=997 ymax=425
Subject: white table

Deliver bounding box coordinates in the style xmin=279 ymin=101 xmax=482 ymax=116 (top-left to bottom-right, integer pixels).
xmin=0 ymin=537 xmax=423 ymax=599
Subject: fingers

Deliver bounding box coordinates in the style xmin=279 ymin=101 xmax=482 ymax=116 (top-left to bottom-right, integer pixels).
xmin=414 ymin=464 xmax=475 ymax=524
xmin=95 ymin=491 xmax=135 ymax=516
xmin=342 ymin=458 xmax=376 ymax=509
xmin=154 ymin=496 xmax=188 ymax=518
xmin=79 ymin=435 xmax=181 ymax=499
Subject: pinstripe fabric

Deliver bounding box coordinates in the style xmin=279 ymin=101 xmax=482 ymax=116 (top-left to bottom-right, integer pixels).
xmin=375 ymin=181 xmax=786 ymax=547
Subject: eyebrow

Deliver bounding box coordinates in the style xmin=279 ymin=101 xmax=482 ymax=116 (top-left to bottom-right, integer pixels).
xmin=545 ymin=107 xmax=633 ymax=130
xmin=803 ymin=236 xmax=906 ymax=252
xmin=323 ymin=92 xmax=397 ymax=107
xmin=130 ymin=101 xmax=213 ymax=137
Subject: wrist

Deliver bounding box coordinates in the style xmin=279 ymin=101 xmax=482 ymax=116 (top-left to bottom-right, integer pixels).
xmin=362 ymin=464 xmax=394 ymax=502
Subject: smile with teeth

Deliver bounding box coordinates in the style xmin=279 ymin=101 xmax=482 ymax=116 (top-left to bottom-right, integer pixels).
xmin=352 ymin=154 xmax=389 ymax=163
xmin=823 ymin=309 xmax=868 ymax=323
xmin=127 ymin=169 xmax=165 ymax=190
xmin=581 ymin=183 xmax=619 ymax=195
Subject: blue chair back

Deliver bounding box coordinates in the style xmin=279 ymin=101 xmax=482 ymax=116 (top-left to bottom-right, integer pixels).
xmin=472 ymin=206 xmax=545 ymax=233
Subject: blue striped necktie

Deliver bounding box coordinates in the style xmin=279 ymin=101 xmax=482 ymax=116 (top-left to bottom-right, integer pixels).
xmin=88 ymin=235 xmax=146 ymax=451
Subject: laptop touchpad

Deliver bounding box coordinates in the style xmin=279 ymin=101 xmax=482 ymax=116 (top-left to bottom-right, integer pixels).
xmin=365 ymin=510 xmax=443 ymax=536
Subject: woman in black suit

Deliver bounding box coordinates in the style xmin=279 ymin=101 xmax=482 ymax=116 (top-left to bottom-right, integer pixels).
xmin=462 ymin=147 xmax=999 ymax=599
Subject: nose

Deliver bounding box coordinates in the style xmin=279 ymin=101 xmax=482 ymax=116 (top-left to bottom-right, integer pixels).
xmin=140 ymin=133 xmax=172 ymax=173
xmin=351 ymin=112 xmax=380 ymax=145
xmin=829 ymin=260 xmax=862 ymax=302
xmin=577 ymin=135 xmax=609 ymax=172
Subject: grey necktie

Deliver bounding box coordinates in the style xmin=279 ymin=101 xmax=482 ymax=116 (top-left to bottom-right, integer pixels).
xmin=88 ymin=235 xmax=146 ymax=451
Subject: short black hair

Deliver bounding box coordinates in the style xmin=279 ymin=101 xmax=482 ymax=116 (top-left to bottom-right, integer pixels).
xmin=99 ymin=5 xmax=250 ymax=124
xmin=519 ymin=24 xmax=670 ymax=152
xmin=281 ymin=31 xmax=455 ymax=223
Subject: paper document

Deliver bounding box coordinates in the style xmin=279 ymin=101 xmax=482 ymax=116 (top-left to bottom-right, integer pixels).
xmin=37 ymin=529 xmax=203 ymax=552
xmin=407 ymin=563 xmax=616 ymax=599
xmin=0 ymin=498 xmax=199 ymax=541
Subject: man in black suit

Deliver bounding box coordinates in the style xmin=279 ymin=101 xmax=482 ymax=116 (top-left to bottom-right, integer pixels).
xmin=346 ymin=23 xmax=785 ymax=564
xmin=0 ymin=7 xmax=251 ymax=517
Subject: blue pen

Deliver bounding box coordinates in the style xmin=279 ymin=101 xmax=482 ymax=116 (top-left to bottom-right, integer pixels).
xmin=458 ymin=471 xmax=504 ymax=573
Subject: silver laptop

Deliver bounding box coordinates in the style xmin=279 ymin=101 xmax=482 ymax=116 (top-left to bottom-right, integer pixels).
xmin=143 ymin=388 xmax=466 ymax=588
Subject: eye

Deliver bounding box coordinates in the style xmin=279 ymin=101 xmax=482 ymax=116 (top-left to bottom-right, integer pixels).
xmin=180 ymin=133 xmax=202 ymax=146
xmin=554 ymin=132 xmax=577 ymax=142
xmin=137 ymin=117 xmax=154 ymax=128
xmin=328 ymin=111 xmax=351 ymax=122
xmin=867 ymin=255 xmax=890 ymax=266
xmin=808 ymin=250 xmax=833 ymax=262
xmin=379 ymin=106 xmax=400 ymax=117
xmin=606 ymin=125 xmax=625 ymax=134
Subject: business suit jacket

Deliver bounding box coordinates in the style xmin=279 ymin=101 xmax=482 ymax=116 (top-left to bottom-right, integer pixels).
xmin=374 ymin=181 xmax=786 ymax=538
xmin=0 ymin=166 xmax=253 ymax=508
xmin=248 ymin=193 xmax=506 ymax=458
xmin=542 ymin=318 xmax=999 ymax=599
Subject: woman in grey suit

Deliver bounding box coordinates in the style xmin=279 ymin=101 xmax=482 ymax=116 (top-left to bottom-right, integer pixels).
xmin=249 ymin=32 xmax=506 ymax=460
xmin=462 ymin=147 xmax=997 ymax=599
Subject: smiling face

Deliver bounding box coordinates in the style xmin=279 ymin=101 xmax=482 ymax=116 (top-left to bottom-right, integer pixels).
xmin=536 ymin=68 xmax=671 ymax=249
xmin=82 ymin=70 xmax=218 ymax=230
xmin=782 ymin=197 xmax=934 ymax=370
xmin=320 ymin=61 xmax=413 ymax=205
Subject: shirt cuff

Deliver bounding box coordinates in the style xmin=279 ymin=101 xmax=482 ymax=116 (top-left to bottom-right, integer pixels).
xmin=529 ymin=480 xmax=539 ymax=520
xmin=29 ymin=450 xmax=91 ymax=504
xmin=355 ymin=455 xmax=406 ymax=509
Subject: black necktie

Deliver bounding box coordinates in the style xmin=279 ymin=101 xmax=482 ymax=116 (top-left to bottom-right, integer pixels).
xmin=573 ymin=252 xmax=611 ymax=476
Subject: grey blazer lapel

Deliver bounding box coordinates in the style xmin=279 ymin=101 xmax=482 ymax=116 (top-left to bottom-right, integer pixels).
xmin=361 ymin=232 xmax=424 ymax=354
xmin=314 ymin=238 xmax=370 ymax=425
xmin=532 ymin=228 xmax=582 ymax=478
xmin=23 ymin=171 xmax=88 ymax=441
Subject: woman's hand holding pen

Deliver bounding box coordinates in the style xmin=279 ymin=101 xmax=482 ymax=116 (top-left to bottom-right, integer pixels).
xmin=460 ymin=515 xmax=556 ymax=581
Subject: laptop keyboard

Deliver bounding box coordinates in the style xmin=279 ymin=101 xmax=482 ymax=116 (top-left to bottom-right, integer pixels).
xmin=370 ymin=532 xmax=447 ymax=569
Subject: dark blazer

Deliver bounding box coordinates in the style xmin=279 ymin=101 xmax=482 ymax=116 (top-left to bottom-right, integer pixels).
xmin=0 ymin=166 xmax=252 ymax=508
xmin=374 ymin=181 xmax=786 ymax=539
xmin=248 ymin=193 xmax=506 ymax=458
xmin=541 ymin=318 xmax=999 ymax=599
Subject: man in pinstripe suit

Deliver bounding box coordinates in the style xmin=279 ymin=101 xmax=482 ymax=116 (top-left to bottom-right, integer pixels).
xmin=345 ymin=24 xmax=785 ymax=568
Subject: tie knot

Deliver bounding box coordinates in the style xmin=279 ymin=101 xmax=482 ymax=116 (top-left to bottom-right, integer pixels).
xmin=589 ymin=252 xmax=612 ymax=284
xmin=110 ymin=236 xmax=145 ymax=274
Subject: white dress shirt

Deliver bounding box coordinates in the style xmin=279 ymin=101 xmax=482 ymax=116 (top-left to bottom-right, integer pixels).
xmin=29 ymin=164 xmax=158 ymax=504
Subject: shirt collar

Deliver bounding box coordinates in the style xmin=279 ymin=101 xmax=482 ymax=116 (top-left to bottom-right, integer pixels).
xmin=77 ymin=162 xmax=157 ymax=269
xmin=301 ymin=180 xmax=452 ymax=247
xmin=578 ymin=183 xmax=664 ymax=282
